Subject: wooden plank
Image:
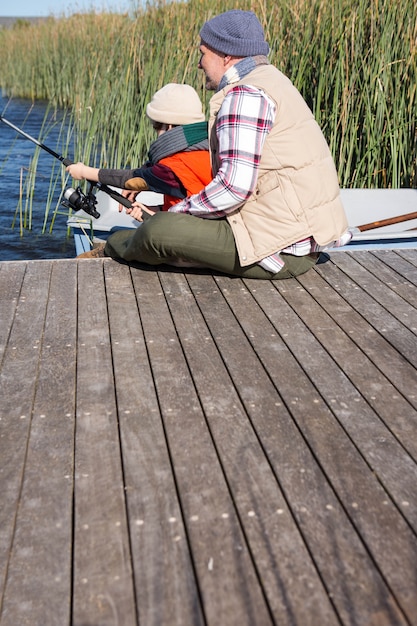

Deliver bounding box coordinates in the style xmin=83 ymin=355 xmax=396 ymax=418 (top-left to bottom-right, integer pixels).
xmin=72 ymin=259 xmax=137 ymax=626
xmin=158 ymin=270 xmax=340 ymax=625
xmin=314 ymin=255 xmax=417 ymax=411
xmin=0 ymin=261 xmax=53 ymax=611
xmin=0 ymin=262 xmax=26 ymax=363
xmin=231 ymin=271 xmax=417 ymax=622
xmin=300 ymin=258 xmax=417 ymax=458
xmin=0 ymin=260 xmax=77 ymax=626
xmin=186 ymin=273 xmax=408 ymax=625
xmin=103 ymin=262 xmax=205 ymax=626
xmin=130 ymin=269 xmax=274 ymax=626
xmin=287 ymin=265 xmax=417 ymax=523
xmin=354 ymin=250 xmax=417 ymax=306
xmin=396 ymin=249 xmax=417 ymax=272
xmin=342 ymin=250 xmax=417 ymax=323
xmin=328 ymin=253 xmax=417 ymax=367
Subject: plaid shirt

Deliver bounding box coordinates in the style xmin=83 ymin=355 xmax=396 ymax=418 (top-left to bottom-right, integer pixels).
xmin=169 ymin=70 xmax=350 ymax=272
xmin=169 ymin=84 xmax=273 ymax=218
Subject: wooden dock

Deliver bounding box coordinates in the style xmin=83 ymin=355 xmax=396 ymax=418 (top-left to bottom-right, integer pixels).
xmin=1 ymin=249 xmax=417 ymax=626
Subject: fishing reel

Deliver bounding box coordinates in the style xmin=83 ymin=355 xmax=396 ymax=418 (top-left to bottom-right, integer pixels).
xmin=62 ymin=184 xmax=100 ymax=219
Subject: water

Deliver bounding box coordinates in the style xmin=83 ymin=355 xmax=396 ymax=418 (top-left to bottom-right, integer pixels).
xmin=0 ymin=96 xmax=75 ymax=261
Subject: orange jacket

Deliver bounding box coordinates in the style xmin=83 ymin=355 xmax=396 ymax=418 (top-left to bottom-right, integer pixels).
xmin=159 ymin=150 xmax=212 ymax=211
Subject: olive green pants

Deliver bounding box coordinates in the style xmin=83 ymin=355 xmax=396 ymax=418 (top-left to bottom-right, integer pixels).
xmin=104 ymin=212 xmax=318 ymax=279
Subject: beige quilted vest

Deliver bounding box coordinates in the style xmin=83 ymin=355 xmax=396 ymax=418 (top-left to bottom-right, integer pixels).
xmin=209 ymin=64 xmax=348 ymax=266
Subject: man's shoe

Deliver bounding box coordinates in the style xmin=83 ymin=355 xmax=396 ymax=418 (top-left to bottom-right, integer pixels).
xmin=77 ymin=243 xmax=106 ymax=259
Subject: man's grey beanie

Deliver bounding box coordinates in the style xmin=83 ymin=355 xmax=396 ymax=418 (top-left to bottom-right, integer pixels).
xmin=199 ymin=10 xmax=269 ymax=57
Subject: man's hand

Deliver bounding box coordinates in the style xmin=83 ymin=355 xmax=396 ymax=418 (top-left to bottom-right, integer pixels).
xmin=126 ymin=199 xmax=156 ymax=222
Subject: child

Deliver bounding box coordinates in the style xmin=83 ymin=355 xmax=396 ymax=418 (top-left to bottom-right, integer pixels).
xmin=66 ymin=83 xmax=212 ymax=221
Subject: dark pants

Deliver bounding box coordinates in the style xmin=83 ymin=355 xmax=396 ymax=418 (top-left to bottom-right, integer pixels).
xmin=105 ymin=212 xmax=318 ymax=279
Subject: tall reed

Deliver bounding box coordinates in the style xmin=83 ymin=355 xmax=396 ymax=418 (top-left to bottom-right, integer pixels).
xmin=0 ymin=0 xmax=415 ymax=230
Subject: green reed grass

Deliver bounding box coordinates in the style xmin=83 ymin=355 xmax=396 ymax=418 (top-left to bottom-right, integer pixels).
xmin=0 ymin=0 xmax=416 ymax=233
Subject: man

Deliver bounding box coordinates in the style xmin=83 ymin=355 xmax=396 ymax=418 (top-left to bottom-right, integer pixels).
xmin=103 ymin=9 xmax=351 ymax=279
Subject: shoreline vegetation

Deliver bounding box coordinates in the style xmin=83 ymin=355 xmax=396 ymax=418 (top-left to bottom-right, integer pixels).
xmin=0 ymin=0 xmax=416 ymax=232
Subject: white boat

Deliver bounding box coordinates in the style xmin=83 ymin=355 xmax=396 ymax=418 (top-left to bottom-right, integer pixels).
xmin=336 ymin=188 xmax=417 ymax=250
xmin=68 ymin=188 xmax=417 ymax=256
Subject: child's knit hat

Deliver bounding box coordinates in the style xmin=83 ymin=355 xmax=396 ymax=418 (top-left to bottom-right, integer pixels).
xmin=146 ymin=84 xmax=205 ymax=125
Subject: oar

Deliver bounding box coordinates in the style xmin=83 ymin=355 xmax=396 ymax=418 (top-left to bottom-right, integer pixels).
xmin=356 ymin=211 xmax=417 ymax=232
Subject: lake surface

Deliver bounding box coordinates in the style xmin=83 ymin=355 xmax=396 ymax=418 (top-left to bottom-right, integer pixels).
xmin=0 ymin=96 xmax=75 ymax=261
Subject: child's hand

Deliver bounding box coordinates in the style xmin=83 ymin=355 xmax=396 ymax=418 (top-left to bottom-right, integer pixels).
xmin=66 ymin=162 xmax=87 ymax=180
xmin=118 ymin=189 xmax=138 ymax=213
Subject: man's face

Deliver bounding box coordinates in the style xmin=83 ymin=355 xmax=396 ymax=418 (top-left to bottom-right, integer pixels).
xmin=198 ymin=43 xmax=227 ymax=91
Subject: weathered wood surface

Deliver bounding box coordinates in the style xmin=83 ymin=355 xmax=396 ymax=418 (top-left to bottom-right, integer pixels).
xmin=0 ymin=249 xmax=416 ymax=626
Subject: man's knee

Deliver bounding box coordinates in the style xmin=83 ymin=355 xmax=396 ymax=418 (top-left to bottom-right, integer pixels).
xmin=136 ymin=212 xmax=182 ymax=258
xmin=139 ymin=212 xmax=172 ymax=246
xmin=125 ymin=212 xmax=187 ymax=263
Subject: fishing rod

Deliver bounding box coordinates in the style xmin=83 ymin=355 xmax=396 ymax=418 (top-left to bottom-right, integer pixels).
xmin=0 ymin=113 xmax=135 ymax=219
